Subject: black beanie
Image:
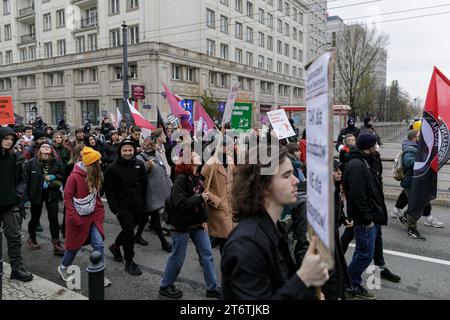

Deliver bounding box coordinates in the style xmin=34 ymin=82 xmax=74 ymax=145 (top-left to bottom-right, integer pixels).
xmin=357 ymin=132 xmax=378 ymax=150
xmin=33 ymin=129 xmax=47 ymax=141
xmin=364 ymin=117 xmax=372 ymax=126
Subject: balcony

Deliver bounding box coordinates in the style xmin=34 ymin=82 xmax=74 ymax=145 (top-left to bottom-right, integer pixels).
xmin=71 ymin=0 xmax=97 ymax=8
xmin=17 ymin=6 xmax=35 ymax=22
xmin=20 ymin=34 xmax=36 ymax=44
xmin=81 ymin=16 xmax=98 ymax=29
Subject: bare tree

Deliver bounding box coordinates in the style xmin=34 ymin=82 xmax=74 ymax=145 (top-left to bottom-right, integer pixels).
xmin=336 ymin=24 xmax=389 ymax=117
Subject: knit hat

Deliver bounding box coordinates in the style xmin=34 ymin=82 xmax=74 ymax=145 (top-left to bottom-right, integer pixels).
xmin=413 ymin=120 xmax=422 ymax=131
xmin=82 ymin=147 xmax=101 ymax=166
xmin=334 ymin=160 xmax=343 ymax=171
xmin=33 ymin=129 xmax=47 ymax=141
xmin=37 ymin=140 xmax=52 ymax=150
xmin=356 ymin=132 xmax=378 ymax=150
xmin=347 ymin=118 xmax=355 ymax=126
xmin=363 ymin=117 xmax=373 ymax=126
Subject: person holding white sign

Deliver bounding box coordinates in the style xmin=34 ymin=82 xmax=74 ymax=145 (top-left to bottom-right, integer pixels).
xmin=221 ymin=146 xmax=329 ymax=300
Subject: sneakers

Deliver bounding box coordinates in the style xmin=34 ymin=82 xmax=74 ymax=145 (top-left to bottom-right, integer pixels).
xmin=57 ymin=265 xmax=75 ymax=282
xmin=397 ymin=215 xmax=408 ymax=231
xmin=159 ymin=285 xmax=183 ymax=299
xmin=380 ymin=268 xmax=401 ymax=283
xmin=161 ymin=240 xmax=172 ymax=253
xmin=347 ymin=286 xmax=376 ymax=300
xmin=109 ymin=244 xmax=124 ymax=262
xmin=134 ymin=236 xmax=149 ymax=246
xmin=125 ymin=261 xmax=142 ymax=276
xmin=27 ymin=238 xmax=41 ymax=250
xmin=408 ymin=228 xmax=426 ymax=241
xmin=206 ymin=287 xmax=221 ymax=299
xmin=390 ymin=207 xmax=402 ymax=218
xmin=423 ymin=216 xmax=444 ymax=228
xmin=10 ymin=268 xmax=33 ymax=282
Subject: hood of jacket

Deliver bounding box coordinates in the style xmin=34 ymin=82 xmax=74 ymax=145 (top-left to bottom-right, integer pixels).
xmin=0 ymin=126 xmax=18 ymax=149
xmin=117 ymin=139 xmax=138 ymax=161
xmin=402 ymin=139 xmax=417 ymax=152
xmin=72 ymin=162 xmax=88 ymax=178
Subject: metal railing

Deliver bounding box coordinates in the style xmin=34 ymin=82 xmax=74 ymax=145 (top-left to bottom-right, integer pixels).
xmin=372 ymin=123 xmax=409 ymax=144
xmin=20 ymin=34 xmax=36 ymax=43
xmin=80 ymin=16 xmax=98 ymax=29
xmin=18 ymin=6 xmax=35 ymax=18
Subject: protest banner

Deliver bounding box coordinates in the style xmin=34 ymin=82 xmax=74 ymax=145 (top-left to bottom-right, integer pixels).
xmin=0 ymin=96 xmax=15 ymax=125
xmin=267 ymin=109 xmax=296 ymax=140
xmin=222 ymin=81 xmax=240 ymax=125
xmin=231 ymin=102 xmax=252 ymax=131
xmin=305 ymin=51 xmax=335 ymax=272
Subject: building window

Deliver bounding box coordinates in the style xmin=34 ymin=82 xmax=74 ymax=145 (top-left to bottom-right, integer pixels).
xmin=267 ymin=13 xmax=273 ymax=28
xmin=129 ymin=25 xmax=139 ymax=44
xmin=246 ymin=51 xmax=253 ymax=67
xmin=246 ymin=27 xmax=253 ymax=43
xmin=56 ymin=9 xmax=65 ymax=27
xmin=24 ymin=103 xmax=38 ymax=122
xmin=81 ymin=100 xmax=100 ymax=125
xmin=267 ymin=58 xmax=273 ymax=71
xmin=29 ymin=46 xmax=36 ymax=60
xmin=20 ymin=48 xmax=27 ymax=62
xmin=110 ymin=0 xmax=120 ymax=14
xmin=88 ymin=34 xmax=97 ymax=51
xmin=44 ymin=13 xmax=52 ymax=31
xmin=76 ymin=36 xmax=85 ymax=53
xmin=209 ymin=71 xmax=217 ymax=86
xmin=285 ymin=2 xmax=290 ymax=15
xmin=5 ymin=24 xmax=11 ymax=40
xmin=277 ymin=40 xmax=282 ymax=54
xmin=258 ymin=32 xmax=264 ymax=47
xmin=44 ymin=42 xmax=53 ymax=58
xmin=267 ymin=36 xmax=273 ymax=51
xmin=299 ymin=31 xmax=303 ymax=43
xmin=110 ymin=29 xmax=121 ymax=47
xmin=235 ymin=22 xmax=243 ymax=39
xmin=258 ymin=8 xmax=264 ymax=24
xmin=277 ymin=61 xmax=282 ymax=73
xmin=284 ymin=63 xmax=289 ymax=75
xmin=91 ymin=68 xmax=98 ymax=82
xmin=3 ymin=0 xmax=10 ymax=15
xmin=293 ymin=66 xmax=297 ymax=77
xmin=220 ymin=43 xmax=229 ymax=60
xmin=172 ymin=64 xmax=181 ymax=81
xmin=235 ymin=48 xmax=242 ymax=64
xmin=0 ymin=53 xmax=2 ymax=66
xmin=220 ymin=15 xmax=229 ymax=34
xmin=284 ymin=23 xmax=289 ymax=36
xmin=332 ymin=32 xmax=337 ymax=47
xmin=206 ymin=9 xmax=215 ymax=28
xmin=277 ymin=19 xmax=282 ymax=33
xmin=257 ymin=55 xmax=264 ymax=69
xmin=278 ymin=0 xmax=282 ymax=12
xmin=299 ymin=49 xmax=303 ymax=62
xmin=246 ymin=1 xmax=253 ymax=18
xmin=79 ymin=69 xmax=86 ymax=83
xmin=299 ymin=12 xmax=303 ymax=24
xmin=5 ymin=50 xmax=12 ymax=64
xmin=219 ymin=73 xmax=229 ymax=87
xmin=293 ymin=8 xmax=298 ymax=21
xmin=293 ymin=47 xmax=297 ymax=60
xmin=129 ymin=63 xmax=138 ymax=79
xmin=112 ymin=65 xmax=122 ymax=80
xmin=284 ymin=43 xmax=289 ymax=57
xmin=235 ymin=0 xmax=243 ymax=12
xmin=51 ymin=102 xmax=66 ymax=125
xmin=293 ymin=27 xmax=297 ymax=41
xmin=206 ymin=39 xmax=215 ymax=56
xmin=127 ymin=0 xmax=139 ymax=10
xmin=186 ymin=67 xmax=196 ymax=82
xmin=267 ymin=0 xmax=273 ymax=5
xmin=220 ymin=0 xmax=229 ymax=6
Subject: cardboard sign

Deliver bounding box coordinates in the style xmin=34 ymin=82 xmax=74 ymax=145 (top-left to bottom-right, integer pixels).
xmin=231 ymin=102 xmax=252 ymax=131
xmin=0 ymin=96 xmax=15 ymax=125
xmin=305 ymin=51 xmax=335 ymax=269
xmin=267 ymin=109 xmax=296 ymax=140
xmin=222 ymin=82 xmax=240 ymax=125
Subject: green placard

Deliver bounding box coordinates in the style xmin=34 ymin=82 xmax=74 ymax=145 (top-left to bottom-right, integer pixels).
xmin=231 ymin=102 xmax=252 ymax=131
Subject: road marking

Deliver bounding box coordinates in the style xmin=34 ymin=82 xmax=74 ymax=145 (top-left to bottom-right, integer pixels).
xmin=348 ymin=243 xmax=450 ymax=266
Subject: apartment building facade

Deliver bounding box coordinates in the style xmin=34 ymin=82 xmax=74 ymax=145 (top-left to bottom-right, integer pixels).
xmin=0 ymin=0 xmax=325 ymax=127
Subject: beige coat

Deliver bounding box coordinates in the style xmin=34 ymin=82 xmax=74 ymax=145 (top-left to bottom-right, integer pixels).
xmin=201 ymin=157 xmax=235 ymax=239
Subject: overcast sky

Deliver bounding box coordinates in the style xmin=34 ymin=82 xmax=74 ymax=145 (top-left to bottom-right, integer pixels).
xmin=328 ymin=0 xmax=450 ymax=104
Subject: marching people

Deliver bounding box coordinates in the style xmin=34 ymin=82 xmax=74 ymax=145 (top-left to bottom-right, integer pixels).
xmin=102 ymin=130 xmax=120 ymax=168
xmin=100 ymin=116 xmax=116 ymax=139
xmin=201 ymin=138 xmax=235 ymax=252
xmin=58 ymin=147 xmax=111 ymax=287
xmin=221 ymin=146 xmax=329 ymax=299
xmin=135 ymin=137 xmax=173 ymax=252
xmin=72 ymin=127 xmax=85 ymax=148
xmin=45 ymin=126 xmax=55 ymax=141
xmin=335 ymin=118 xmax=360 ymax=151
xmin=23 ymin=126 xmax=34 ymax=146
xmin=24 ymin=129 xmax=48 ymax=160
xmin=159 ymin=147 xmax=220 ymax=299
xmin=0 ymin=127 xmax=34 ymax=282
xmin=128 ymin=125 xmax=143 ymax=151
xmin=23 ymin=140 xmax=65 ymax=256
xmin=53 ymin=132 xmax=71 ymax=168
xmin=104 ymin=139 xmax=147 ymax=276
xmin=342 ymin=132 xmax=388 ymax=299
xmin=83 ymin=120 xmax=92 ymax=135
xmin=360 ymin=117 xmax=381 ymax=145
xmin=338 ymin=134 xmax=356 ymax=165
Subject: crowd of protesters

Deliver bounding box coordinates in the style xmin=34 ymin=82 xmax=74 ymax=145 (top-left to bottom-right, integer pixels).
xmin=0 ymin=113 xmax=443 ymax=301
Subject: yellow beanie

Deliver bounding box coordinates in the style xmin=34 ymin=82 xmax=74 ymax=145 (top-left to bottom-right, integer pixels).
xmin=82 ymin=147 xmax=101 ymax=166
xmin=413 ymin=120 xmax=422 ymax=131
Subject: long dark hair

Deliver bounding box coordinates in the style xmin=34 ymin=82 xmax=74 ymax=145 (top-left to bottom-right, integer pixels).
xmin=231 ymin=146 xmax=289 ymax=222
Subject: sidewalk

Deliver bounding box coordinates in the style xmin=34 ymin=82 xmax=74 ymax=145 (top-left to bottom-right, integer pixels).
xmin=384 ymin=186 xmax=450 ymax=206
xmin=1 ymin=263 xmax=87 ymax=300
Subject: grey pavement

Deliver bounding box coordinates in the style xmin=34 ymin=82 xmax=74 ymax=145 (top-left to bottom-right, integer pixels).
xmin=2 ymin=197 xmax=449 ymax=300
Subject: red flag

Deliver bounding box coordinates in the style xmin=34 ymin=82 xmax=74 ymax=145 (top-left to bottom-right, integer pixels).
xmin=194 ymin=101 xmax=216 ymax=135
xmin=163 ymin=83 xmax=190 ymax=118
xmin=409 ymin=67 xmax=450 ymax=218
xmin=128 ymin=100 xmax=156 ymax=134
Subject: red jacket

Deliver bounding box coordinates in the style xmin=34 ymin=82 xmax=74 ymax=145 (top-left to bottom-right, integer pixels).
xmin=63 ymin=163 xmax=105 ymax=250
xmin=299 ymin=139 xmax=307 ymax=164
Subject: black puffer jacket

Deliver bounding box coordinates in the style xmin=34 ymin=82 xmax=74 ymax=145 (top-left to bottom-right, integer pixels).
xmin=104 ymin=140 xmax=147 ymax=214
xmin=342 ymin=149 xmax=388 ymax=226
xmin=168 ymin=172 xmax=207 ymax=231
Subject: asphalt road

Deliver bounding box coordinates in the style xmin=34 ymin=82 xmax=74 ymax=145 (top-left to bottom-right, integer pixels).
xmin=2 ymin=198 xmax=449 ymax=301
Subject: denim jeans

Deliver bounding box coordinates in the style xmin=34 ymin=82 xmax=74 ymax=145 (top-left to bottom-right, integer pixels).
xmin=160 ymin=227 xmax=218 ymax=291
xmin=62 ymin=224 xmax=104 ymax=267
xmin=348 ymin=224 xmax=377 ymax=288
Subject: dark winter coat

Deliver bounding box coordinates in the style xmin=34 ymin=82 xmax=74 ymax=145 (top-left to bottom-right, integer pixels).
xmin=401 ymin=140 xmax=418 ymax=189
xmin=63 ymin=163 xmax=105 ymax=250
xmin=22 ymin=157 xmax=64 ymax=205
xmin=102 ymin=141 xmax=120 ymax=165
xmin=335 ymin=126 xmax=360 ymax=151
xmin=103 ymin=141 xmax=147 ymax=214
xmin=221 ymin=211 xmax=316 ymax=300
xmin=100 ymin=122 xmax=115 ymax=138
xmin=57 ymin=119 xmax=70 ymax=133
xmin=53 ymin=143 xmax=71 ymax=167
xmin=342 ymin=149 xmax=388 ymax=226
xmin=168 ymin=172 xmax=207 ymax=231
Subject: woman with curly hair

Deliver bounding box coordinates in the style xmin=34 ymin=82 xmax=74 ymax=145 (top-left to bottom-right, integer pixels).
xmin=221 ymin=145 xmax=330 ymax=300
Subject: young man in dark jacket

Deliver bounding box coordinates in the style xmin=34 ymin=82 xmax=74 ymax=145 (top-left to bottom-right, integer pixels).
xmin=342 ymin=132 xmax=388 ymax=300
xmin=0 ymin=127 xmax=33 ymax=282
xmin=104 ymin=139 xmax=148 ymax=276
xmin=102 ymin=130 xmax=120 ymax=168
xmin=335 ymin=118 xmax=360 ymax=152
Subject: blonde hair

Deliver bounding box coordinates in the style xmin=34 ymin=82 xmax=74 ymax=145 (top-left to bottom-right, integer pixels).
xmin=86 ymin=161 xmax=102 ymax=193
